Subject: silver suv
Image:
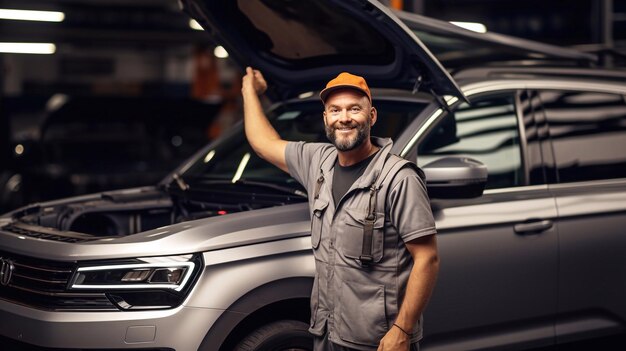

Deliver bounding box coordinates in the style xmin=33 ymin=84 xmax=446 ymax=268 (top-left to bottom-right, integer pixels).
xmin=1 ymin=1 xmax=626 ymax=350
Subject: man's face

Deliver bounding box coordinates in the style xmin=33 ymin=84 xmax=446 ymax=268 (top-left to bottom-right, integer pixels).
xmin=323 ymin=89 xmax=376 ymax=151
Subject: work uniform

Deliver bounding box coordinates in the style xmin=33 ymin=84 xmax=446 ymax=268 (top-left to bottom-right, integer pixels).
xmin=285 ymin=137 xmax=437 ymax=350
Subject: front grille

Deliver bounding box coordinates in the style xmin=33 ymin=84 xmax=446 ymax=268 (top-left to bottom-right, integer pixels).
xmin=2 ymin=223 xmax=96 ymax=243
xmin=0 ymin=251 xmax=117 ymax=311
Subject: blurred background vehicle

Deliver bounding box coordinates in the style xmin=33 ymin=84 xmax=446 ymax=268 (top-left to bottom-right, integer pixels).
xmin=1 ymin=94 xmax=221 ymax=212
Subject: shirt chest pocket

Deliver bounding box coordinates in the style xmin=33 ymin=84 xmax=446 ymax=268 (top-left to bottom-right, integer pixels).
xmin=338 ymin=207 xmax=385 ymax=263
xmin=311 ymin=199 xmax=328 ymax=249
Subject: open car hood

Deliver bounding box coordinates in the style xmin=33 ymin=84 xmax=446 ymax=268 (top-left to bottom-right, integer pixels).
xmin=181 ymin=0 xmax=466 ymax=101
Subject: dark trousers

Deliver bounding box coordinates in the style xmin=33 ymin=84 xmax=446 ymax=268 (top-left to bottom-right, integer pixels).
xmin=313 ymin=331 xmax=420 ymax=351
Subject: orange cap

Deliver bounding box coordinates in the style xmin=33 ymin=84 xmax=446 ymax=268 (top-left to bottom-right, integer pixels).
xmin=319 ymin=72 xmax=371 ymax=103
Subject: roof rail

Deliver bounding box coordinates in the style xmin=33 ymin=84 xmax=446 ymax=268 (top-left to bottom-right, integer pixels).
xmin=571 ymin=44 xmax=626 ymax=69
xmin=453 ymin=66 xmax=626 ymax=82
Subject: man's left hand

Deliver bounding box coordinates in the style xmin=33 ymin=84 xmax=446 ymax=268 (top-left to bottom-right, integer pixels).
xmin=377 ymin=325 xmax=410 ymax=351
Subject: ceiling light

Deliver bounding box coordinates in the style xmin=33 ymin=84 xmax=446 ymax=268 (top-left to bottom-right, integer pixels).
xmin=14 ymin=144 xmax=24 ymax=155
xmin=450 ymin=21 xmax=487 ymax=33
xmin=0 ymin=42 xmax=56 ymax=54
xmin=189 ymin=19 xmax=203 ymax=30
xmin=0 ymin=8 xmax=64 ymax=22
xmin=203 ymin=150 xmax=215 ymax=163
xmin=213 ymin=46 xmax=229 ymax=59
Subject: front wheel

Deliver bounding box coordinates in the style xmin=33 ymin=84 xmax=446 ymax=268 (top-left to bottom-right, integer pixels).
xmin=234 ymin=320 xmax=313 ymax=351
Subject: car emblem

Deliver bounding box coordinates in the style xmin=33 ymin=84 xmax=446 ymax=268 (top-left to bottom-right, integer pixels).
xmin=0 ymin=257 xmax=15 ymax=286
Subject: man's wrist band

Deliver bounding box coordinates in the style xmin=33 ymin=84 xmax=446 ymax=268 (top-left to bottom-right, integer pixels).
xmin=393 ymin=323 xmax=411 ymax=336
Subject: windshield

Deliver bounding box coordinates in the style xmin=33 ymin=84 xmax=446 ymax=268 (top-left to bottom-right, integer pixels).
xmin=181 ymin=99 xmax=427 ymax=190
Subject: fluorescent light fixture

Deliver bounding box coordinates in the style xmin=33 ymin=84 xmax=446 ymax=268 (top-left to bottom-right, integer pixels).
xmin=214 ymin=45 xmax=229 ymax=59
xmin=0 ymin=8 xmax=64 ymax=22
xmin=0 ymin=42 xmax=56 ymax=54
xmin=189 ymin=19 xmax=203 ymax=30
xmin=232 ymin=152 xmax=251 ymax=183
xmin=450 ymin=21 xmax=487 ymax=33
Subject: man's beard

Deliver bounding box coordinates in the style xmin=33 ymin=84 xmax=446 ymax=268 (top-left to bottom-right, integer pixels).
xmin=325 ymin=120 xmax=370 ymax=151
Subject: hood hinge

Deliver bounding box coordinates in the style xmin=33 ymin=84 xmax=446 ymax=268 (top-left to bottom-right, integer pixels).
xmin=429 ymin=87 xmax=453 ymax=114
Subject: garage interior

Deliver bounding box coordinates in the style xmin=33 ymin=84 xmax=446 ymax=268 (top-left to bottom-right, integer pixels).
xmin=1 ymin=0 xmax=624 ymax=211
xmin=1 ymin=1 xmax=626 ymax=350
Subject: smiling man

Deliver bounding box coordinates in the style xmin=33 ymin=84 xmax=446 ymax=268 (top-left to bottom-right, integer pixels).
xmin=241 ymin=67 xmax=439 ymax=351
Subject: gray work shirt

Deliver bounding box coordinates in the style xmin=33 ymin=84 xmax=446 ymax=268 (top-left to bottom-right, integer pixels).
xmin=285 ymin=137 xmax=437 ymax=350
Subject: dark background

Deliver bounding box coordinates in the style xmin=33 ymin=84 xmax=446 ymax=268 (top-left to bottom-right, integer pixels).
xmin=0 ymin=0 xmax=624 ymax=213
xmin=0 ymin=1 xmax=625 ymax=349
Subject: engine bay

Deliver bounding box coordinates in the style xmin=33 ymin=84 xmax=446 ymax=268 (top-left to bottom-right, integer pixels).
xmin=4 ymin=183 xmax=307 ymax=239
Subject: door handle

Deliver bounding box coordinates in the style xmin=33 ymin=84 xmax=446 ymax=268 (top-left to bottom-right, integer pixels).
xmin=514 ymin=219 xmax=553 ymax=235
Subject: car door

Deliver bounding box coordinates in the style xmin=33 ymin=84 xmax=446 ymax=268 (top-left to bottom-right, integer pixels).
xmin=534 ymin=87 xmax=626 ymax=344
xmin=405 ymin=90 xmax=558 ymax=351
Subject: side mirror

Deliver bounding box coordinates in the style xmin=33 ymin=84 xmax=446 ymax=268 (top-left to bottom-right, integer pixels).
xmin=422 ymin=157 xmax=488 ymax=199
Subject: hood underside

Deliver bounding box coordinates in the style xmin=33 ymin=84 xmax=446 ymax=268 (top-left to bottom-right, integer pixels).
xmin=182 ymin=0 xmax=466 ymax=101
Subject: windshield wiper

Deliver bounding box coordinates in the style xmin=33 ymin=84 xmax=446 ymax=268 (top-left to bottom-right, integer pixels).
xmin=189 ymin=178 xmax=307 ymax=198
xmin=234 ymin=180 xmax=307 ymax=198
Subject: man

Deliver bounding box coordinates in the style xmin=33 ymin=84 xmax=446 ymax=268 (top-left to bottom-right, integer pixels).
xmin=241 ymin=67 xmax=439 ymax=351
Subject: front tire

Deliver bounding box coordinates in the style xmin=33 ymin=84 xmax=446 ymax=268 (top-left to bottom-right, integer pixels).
xmin=234 ymin=320 xmax=313 ymax=351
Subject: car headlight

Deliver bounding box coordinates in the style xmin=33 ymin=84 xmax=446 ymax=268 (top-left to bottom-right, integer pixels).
xmin=69 ymin=254 xmax=203 ymax=310
xmin=72 ymin=261 xmax=193 ymax=291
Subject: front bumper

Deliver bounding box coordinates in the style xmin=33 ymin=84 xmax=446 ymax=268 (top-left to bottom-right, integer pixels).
xmin=0 ymin=299 xmax=224 ymax=350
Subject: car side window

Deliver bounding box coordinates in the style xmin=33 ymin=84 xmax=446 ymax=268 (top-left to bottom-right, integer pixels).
xmin=538 ymin=90 xmax=626 ymax=183
xmin=185 ymin=101 xmax=427 ymax=184
xmin=418 ymin=94 xmax=524 ymax=190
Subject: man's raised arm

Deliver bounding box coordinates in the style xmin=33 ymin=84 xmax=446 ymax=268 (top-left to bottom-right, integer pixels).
xmin=241 ymin=67 xmax=289 ymax=173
